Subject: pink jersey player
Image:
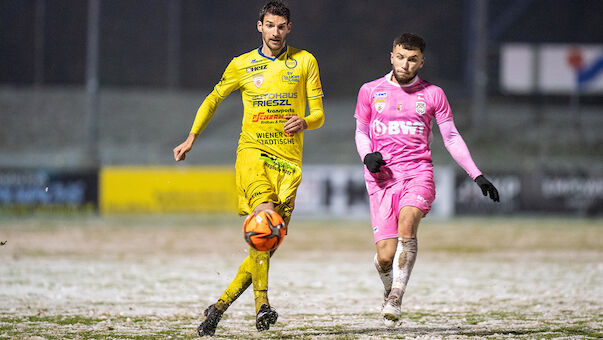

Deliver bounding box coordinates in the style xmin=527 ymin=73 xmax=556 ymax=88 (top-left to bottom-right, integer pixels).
xmin=355 ymin=33 xmax=499 ymax=327
xmin=355 ymin=71 xmax=488 ymax=234
xmin=355 ymin=72 xmax=482 ymax=195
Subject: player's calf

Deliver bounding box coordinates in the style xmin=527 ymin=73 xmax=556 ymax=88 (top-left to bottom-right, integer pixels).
xmin=374 ymin=253 xmax=393 ymax=307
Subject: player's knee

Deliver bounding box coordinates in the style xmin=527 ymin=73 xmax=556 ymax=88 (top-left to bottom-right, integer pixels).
xmin=376 ymin=240 xmax=396 ymax=267
xmin=376 ymin=253 xmax=394 ymax=270
xmin=254 ymin=201 xmax=275 ymax=212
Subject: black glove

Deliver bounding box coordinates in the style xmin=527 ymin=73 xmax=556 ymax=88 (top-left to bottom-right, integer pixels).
xmin=363 ymin=152 xmax=386 ymax=173
xmin=475 ymin=175 xmax=499 ymax=202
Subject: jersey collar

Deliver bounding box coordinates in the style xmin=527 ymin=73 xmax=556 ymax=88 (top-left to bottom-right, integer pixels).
xmin=257 ymin=45 xmax=288 ymax=61
xmin=385 ymin=71 xmax=419 ymax=87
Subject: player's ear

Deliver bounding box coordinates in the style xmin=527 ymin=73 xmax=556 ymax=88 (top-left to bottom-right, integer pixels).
xmin=390 ymin=52 xmax=394 ymax=65
xmin=286 ymin=21 xmax=292 ymax=33
xmin=257 ymin=20 xmax=263 ymax=33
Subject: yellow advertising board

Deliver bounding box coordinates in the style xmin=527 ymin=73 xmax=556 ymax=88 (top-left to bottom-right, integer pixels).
xmin=100 ymin=166 xmax=237 ymax=214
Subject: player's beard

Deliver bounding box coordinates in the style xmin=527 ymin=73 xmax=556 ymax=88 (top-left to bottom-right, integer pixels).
xmin=392 ymin=66 xmax=417 ymax=85
xmin=263 ymin=35 xmax=285 ymax=54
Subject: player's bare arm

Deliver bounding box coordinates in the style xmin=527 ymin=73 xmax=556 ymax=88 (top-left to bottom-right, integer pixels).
xmin=173 ymin=133 xmax=198 ymax=161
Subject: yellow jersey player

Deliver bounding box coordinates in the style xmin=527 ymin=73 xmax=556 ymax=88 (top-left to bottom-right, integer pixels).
xmin=172 ymin=1 xmax=324 ymax=336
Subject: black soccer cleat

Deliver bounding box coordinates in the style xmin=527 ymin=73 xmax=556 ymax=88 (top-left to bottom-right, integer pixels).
xmin=197 ymin=304 xmax=223 ymax=337
xmin=256 ymin=304 xmax=278 ymax=331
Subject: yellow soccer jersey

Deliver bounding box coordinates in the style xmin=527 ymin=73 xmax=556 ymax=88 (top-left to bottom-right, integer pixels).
xmin=190 ymin=45 xmax=324 ymax=165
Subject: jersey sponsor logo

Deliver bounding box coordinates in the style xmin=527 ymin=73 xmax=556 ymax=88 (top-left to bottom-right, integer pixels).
xmin=253 ymin=99 xmax=292 ymax=107
xmin=247 ymin=64 xmax=267 ymax=73
xmin=253 ymin=92 xmax=297 ymax=100
xmin=372 ymin=120 xmax=387 ymax=136
xmin=253 ymin=74 xmax=264 ymax=88
xmin=268 ymin=108 xmax=294 ymax=114
xmin=252 ymin=112 xmax=288 ymax=123
xmin=252 ymin=92 xmax=297 ymax=107
xmin=282 ymin=71 xmax=299 ymax=84
xmin=374 ymin=99 xmax=386 ymax=113
xmin=257 ymin=131 xmax=294 ymax=139
xmin=372 ymin=225 xmax=379 ymax=233
xmin=285 ymin=56 xmax=297 ymax=69
xmin=375 ymin=92 xmax=387 ymax=98
xmin=256 ymin=133 xmax=296 ymax=150
xmin=416 ymin=101 xmax=426 ymax=115
xmin=250 ymin=58 xmax=261 ymax=64
xmin=260 ymin=153 xmax=297 ymax=174
xmin=372 ymin=119 xmax=425 ymax=136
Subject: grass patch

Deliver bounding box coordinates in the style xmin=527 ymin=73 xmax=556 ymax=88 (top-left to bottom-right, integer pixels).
xmin=0 ymin=314 xmax=202 ymax=340
xmin=1 ymin=311 xmax=601 ymax=339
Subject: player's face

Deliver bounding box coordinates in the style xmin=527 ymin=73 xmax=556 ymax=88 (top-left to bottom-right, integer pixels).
xmin=390 ymin=45 xmax=424 ymax=85
xmin=257 ymin=13 xmax=291 ymax=56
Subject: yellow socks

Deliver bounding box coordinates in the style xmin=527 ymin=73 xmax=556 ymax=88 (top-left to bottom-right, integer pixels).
xmin=250 ymin=248 xmax=270 ymax=313
xmin=215 ymin=255 xmax=253 ymax=312
xmin=214 ymin=248 xmax=271 ymax=314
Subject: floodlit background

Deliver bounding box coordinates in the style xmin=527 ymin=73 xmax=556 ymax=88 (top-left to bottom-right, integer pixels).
xmin=1 ymin=0 xmax=601 ymax=217
xmin=0 ymin=1 xmax=602 ymax=339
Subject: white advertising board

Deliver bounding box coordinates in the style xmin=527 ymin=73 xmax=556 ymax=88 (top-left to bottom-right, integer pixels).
xmin=501 ymin=43 xmax=603 ymax=94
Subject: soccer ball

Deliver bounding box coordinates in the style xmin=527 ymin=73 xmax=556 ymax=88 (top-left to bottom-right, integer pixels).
xmin=243 ymin=209 xmax=286 ymax=251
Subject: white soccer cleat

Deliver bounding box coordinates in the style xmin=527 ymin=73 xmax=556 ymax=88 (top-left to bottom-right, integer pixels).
xmin=381 ymin=297 xmax=401 ymax=327
xmin=382 ymin=317 xmax=396 ymax=328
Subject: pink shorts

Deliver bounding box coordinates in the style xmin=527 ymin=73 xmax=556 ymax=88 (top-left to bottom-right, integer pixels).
xmin=369 ymin=175 xmax=435 ymax=243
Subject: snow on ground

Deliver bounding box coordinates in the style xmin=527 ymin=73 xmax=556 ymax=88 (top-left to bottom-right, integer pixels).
xmin=1 ymin=217 xmax=601 ymax=339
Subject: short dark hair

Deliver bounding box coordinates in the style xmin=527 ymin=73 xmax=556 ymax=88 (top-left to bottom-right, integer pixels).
xmin=393 ymin=33 xmax=425 ymax=53
xmin=259 ymin=1 xmax=291 ymax=23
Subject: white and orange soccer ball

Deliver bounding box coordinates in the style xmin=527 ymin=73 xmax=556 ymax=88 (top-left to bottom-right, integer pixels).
xmin=243 ymin=209 xmax=286 ymax=251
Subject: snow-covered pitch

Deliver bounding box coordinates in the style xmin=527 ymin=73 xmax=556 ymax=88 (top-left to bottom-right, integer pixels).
xmin=1 ymin=216 xmax=601 ymax=339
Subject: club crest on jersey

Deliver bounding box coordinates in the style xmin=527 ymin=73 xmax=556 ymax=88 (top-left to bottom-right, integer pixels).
xmin=285 ymin=56 xmax=297 ymax=69
xmin=374 ymin=99 xmax=386 ymax=113
xmin=253 ymin=74 xmax=264 ymax=88
xmin=416 ymin=101 xmax=426 ymax=115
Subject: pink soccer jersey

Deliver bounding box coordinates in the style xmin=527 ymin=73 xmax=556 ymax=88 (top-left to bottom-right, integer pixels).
xmin=354 ymin=72 xmax=454 ymax=193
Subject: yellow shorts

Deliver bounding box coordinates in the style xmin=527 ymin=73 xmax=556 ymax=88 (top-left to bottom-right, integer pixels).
xmin=235 ymin=148 xmax=302 ymax=226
